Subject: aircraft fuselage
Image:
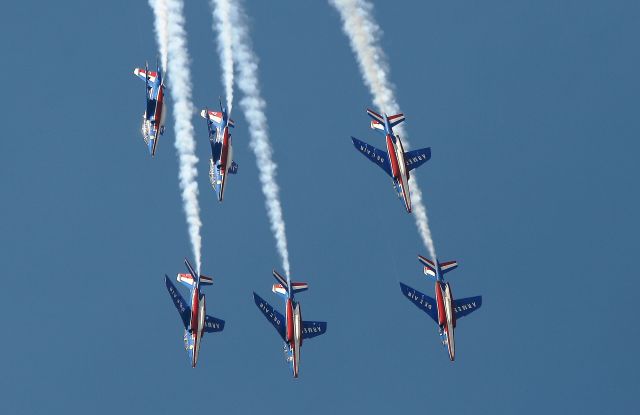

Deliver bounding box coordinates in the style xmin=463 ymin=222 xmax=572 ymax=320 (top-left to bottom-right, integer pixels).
xmin=187 ymin=287 xmax=206 ymax=367
xmin=218 ymin=126 xmax=232 ymax=201
xmin=141 ymin=83 xmax=166 ymax=156
xmin=435 ymin=281 xmax=456 ymax=361
xmin=285 ymin=298 xmax=302 ymax=378
xmin=385 ymin=133 xmax=411 ymax=213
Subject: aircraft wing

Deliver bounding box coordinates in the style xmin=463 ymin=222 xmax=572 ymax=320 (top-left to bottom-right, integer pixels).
xmin=404 ymin=147 xmax=432 ymax=172
xmin=302 ymin=321 xmax=327 ymax=340
xmin=453 ymin=296 xmax=482 ymax=319
xmin=351 ymin=136 xmax=392 ymax=177
xmin=165 ymin=275 xmax=191 ymax=329
xmin=204 ymin=315 xmax=225 ymax=333
xmin=399 ymin=282 xmax=439 ymax=324
xmin=253 ymin=292 xmax=286 ymax=341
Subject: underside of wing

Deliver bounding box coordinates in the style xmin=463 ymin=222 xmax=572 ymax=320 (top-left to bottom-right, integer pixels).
xmin=404 ymin=147 xmax=431 ymax=172
xmin=453 ymin=296 xmax=482 ymax=319
xmin=253 ymin=292 xmax=286 ymax=341
xmin=204 ymin=315 xmax=225 ymax=333
xmin=399 ymin=282 xmax=439 ymax=324
xmin=351 ymin=136 xmax=392 ymax=177
xmin=165 ymin=275 xmax=191 ymax=329
xmin=302 ymin=321 xmax=327 ymax=339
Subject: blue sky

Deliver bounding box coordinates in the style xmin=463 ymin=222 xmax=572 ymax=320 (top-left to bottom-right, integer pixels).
xmin=1 ymin=0 xmax=639 ymax=413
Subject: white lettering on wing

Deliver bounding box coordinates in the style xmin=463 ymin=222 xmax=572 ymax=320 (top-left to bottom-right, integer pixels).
xmin=407 ymin=290 xmax=432 ymax=309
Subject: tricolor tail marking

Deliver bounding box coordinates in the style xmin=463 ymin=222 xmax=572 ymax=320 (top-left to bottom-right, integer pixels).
xmin=418 ymin=255 xmax=437 ymax=277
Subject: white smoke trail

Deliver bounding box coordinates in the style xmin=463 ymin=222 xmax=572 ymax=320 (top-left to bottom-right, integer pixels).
xmin=330 ymin=0 xmax=437 ymax=260
xmin=224 ymin=0 xmax=291 ymax=277
xmin=211 ymin=0 xmax=234 ymax=112
xmin=149 ymin=0 xmax=203 ymax=273
xmin=149 ymin=0 xmax=168 ymax=71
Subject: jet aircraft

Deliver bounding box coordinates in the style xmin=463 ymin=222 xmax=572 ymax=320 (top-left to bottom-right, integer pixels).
xmin=253 ymin=270 xmax=327 ymax=378
xmin=133 ymin=62 xmax=166 ymax=156
xmin=351 ymin=108 xmax=431 ymax=213
xmin=164 ymin=258 xmax=225 ymax=367
xmin=400 ymin=255 xmax=482 ymax=361
xmin=200 ymin=101 xmax=238 ymax=201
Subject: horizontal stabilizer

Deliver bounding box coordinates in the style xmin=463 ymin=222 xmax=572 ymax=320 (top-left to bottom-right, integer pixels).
xmin=273 ymin=282 xmax=308 ymax=296
xmin=134 ymin=68 xmax=158 ymax=83
xmin=272 ymin=270 xmax=289 ymax=291
xmin=272 ymin=284 xmax=287 ymax=296
xmin=440 ymin=261 xmax=458 ymax=274
xmin=200 ymin=275 xmax=213 ymax=286
xmin=165 ymin=275 xmax=191 ymax=329
xmin=399 ymin=282 xmax=439 ymax=324
xmin=418 ymin=255 xmax=437 ymax=277
xmin=177 ymin=273 xmax=194 ymax=288
xmin=291 ymin=282 xmax=308 ymax=293
xmin=200 ymin=109 xmax=235 ymax=129
xmin=184 ymin=258 xmax=198 ymax=281
xmin=366 ymin=108 xmax=384 ymax=124
xmin=351 ymin=136 xmax=392 ymax=177
xmin=302 ymin=321 xmax=327 ymax=339
xmin=453 ymin=296 xmax=482 ymax=319
xmin=204 ymin=315 xmax=225 ymax=333
xmin=370 ymin=120 xmax=385 ymax=131
xmin=387 ymin=113 xmax=405 ymax=127
xmin=404 ymin=147 xmax=431 ymax=172
xmin=253 ymin=292 xmax=286 ymax=341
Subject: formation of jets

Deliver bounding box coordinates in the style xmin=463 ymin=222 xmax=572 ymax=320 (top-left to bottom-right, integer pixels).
xmin=133 ymin=64 xmax=481 ymax=375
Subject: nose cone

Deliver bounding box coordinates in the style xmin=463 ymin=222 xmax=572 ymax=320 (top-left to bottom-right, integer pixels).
xmin=217 ymin=177 xmax=225 ymax=202
xmin=148 ymin=137 xmax=156 ymax=157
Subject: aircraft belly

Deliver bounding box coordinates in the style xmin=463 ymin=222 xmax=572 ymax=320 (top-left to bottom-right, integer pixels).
xmin=443 ymin=285 xmax=455 ymax=361
xmin=293 ymin=305 xmax=301 ymax=376
xmin=446 ymin=322 xmax=455 ymax=361
xmin=386 ymin=139 xmax=401 ymax=178
xmin=395 ymin=142 xmax=411 ymax=212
